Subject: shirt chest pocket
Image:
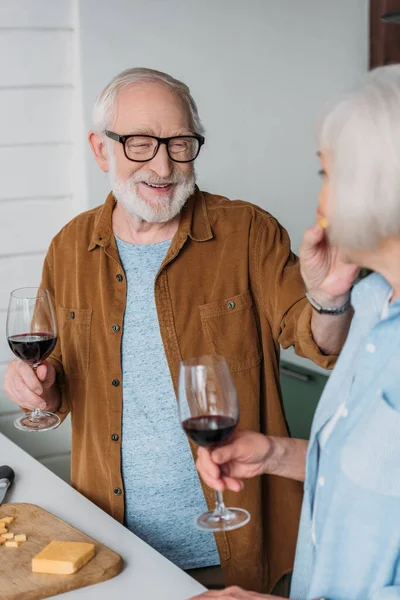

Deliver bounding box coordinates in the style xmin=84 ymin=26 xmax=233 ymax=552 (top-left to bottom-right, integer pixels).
xmin=199 ymin=290 xmax=262 ymax=373
xmin=57 ymin=307 xmax=93 ymax=379
xmin=340 ymin=390 xmax=400 ymax=496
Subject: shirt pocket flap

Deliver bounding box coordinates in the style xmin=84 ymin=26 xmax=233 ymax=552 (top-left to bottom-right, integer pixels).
xmin=199 ymin=290 xmax=261 ymax=373
xmin=57 ymin=307 xmax=92 ymax=379
xmin=341 ymin=390 xmax=400 ymax=496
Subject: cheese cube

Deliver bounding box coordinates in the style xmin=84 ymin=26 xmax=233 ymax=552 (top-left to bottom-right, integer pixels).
xmin=0 ymin=516 xmax=14 ymax=525
xmin=0 ymin=538 xmax=5 ymax=546
xmin=5 ymin=541 xmax=19 ymax=548
xmin=1 ymin=533 xmax=14 ymax=540
xmin=14 ymin=534 xmax=27 ymax=542
xmin=32 ymin=541 xmax=95 ymax=575
xmin=0 ymin=527 xmax=7 ymax=535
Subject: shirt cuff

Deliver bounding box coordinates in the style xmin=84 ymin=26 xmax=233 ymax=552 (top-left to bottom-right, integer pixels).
xmin=294 ymin=303 xmax=338 ymax=370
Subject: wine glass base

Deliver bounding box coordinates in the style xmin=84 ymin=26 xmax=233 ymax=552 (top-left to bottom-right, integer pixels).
xmin=196 ymin=508 xmax=250 ymax=532
xmin=14 ymin=412 xmax=61 ymax=432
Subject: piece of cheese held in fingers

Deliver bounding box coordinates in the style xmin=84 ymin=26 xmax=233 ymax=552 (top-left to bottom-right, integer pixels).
xmin=318 ymin=215 xmax=329 ymax=229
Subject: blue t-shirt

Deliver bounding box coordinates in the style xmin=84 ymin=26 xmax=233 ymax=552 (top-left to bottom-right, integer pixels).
xmin=116 ymin=235 xmax=219 ymax=570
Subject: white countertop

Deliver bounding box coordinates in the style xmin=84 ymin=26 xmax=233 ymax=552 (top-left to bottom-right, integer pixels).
xmin=0 ymin=433 xmax=206 ymax=599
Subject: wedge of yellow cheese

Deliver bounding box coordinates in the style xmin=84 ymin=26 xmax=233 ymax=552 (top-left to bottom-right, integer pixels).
xmin=32 ymin=541 xmax=95 ymax=575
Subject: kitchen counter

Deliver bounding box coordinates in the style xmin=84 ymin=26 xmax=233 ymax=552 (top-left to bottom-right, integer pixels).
xmin=0 ymin=433 xmax=206 ymax=599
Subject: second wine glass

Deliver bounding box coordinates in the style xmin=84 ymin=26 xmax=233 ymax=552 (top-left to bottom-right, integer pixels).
xmin=178 ymin=354 xmax=250 ymax=532
xmin=6 ymin=287 xmax=60 ymax=432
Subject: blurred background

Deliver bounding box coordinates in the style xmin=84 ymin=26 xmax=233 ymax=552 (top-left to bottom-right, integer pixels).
xmin=0 ymin=0 xmax=393 ymax=481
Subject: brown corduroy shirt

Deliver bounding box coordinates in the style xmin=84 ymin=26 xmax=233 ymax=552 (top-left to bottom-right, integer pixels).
xmin=41 ymin=188 xmax=335 ymax=592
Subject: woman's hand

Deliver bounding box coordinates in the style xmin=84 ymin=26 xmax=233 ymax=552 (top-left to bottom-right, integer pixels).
xmin=196 ymin=430 xmax=273 ymax=493
xmin=196 ymin=430 xmax=307 ymax=490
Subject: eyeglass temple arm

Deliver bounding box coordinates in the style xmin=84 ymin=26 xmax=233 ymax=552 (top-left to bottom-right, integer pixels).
xmin=105 ymin=130 xmax=123 ymax=143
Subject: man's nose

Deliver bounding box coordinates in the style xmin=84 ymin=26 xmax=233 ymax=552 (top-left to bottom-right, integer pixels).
xmin=149 ymin=143 xmax=173 ymax=179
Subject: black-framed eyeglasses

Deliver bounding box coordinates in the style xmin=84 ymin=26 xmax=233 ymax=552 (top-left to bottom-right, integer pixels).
xmin=105 ymin=130 xmax=205 ymax=163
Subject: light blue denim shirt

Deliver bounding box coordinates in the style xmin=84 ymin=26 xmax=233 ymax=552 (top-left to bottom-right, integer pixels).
xmin=291 ymin=273 xmax=400 ymax=600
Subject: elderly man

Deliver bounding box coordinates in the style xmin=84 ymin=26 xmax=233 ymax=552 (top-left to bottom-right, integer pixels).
xmin=4 ymin=68 xmax=356 ymax=592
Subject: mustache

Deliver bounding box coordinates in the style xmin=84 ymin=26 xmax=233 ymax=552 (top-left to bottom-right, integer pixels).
xmin=128 ymin=169 xmax=192 ymax=187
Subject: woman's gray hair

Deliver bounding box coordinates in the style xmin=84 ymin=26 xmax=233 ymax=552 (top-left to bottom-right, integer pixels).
xmin=92 ymin=67 xmax=204 ymax=136
xmin=318 ymin=65 xmax=400 ymax=251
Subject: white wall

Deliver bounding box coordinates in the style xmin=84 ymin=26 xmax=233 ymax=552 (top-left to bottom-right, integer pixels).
xmin=0 ymin=0 xmax=88 ymax=481
xmin=78 ymin=0 xmax=369 ymax=253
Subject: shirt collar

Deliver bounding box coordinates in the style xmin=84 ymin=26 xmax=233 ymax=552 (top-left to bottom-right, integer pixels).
xmin=88 ymin=186 xmax=213 ymax=252
xmin=352 ymin=272 xmax=400 ymax=318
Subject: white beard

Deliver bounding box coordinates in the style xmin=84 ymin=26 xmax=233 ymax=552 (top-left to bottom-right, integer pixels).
xmin=108 ymin=159 xmax=196 ymax=223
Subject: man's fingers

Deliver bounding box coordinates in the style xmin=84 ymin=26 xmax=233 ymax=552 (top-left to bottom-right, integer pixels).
xmin=35 ymin=363 xmax=48 ymax=383
xmin=18 ymin=385 xmax=46 ymax=410
xmin=36 ymin=361 xmax=56 ymax=389
xmin=3 ymin=361 xmax=46 ymax=410
xmin=19 ymin=363 xmax=43 ymax=395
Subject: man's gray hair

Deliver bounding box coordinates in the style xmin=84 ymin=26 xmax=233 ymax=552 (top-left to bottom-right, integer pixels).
xmin=318 ymin=64 xmax=400 ymax=251
xmin=92 ymin=67 xmax=204 ymax=136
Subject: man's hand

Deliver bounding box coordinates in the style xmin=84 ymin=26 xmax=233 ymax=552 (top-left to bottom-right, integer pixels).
xmin=3 ymin=359 xmax=60 ymax=412
xmin=196 ymin=431 xmax=273 ymax=493
xmin=300 ymin=222 xmax=359 ymax=307
xmin=189 ymin=586 xmax=282 ymax=599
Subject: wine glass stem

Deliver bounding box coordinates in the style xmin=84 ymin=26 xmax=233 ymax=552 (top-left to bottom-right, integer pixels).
xmin=30 ymin=407 xmax=44 ymax=421
xmin=214 ymin=490 xmax=229 ymax=517
xmin=31 ymin=363 xmax=44 ymax=421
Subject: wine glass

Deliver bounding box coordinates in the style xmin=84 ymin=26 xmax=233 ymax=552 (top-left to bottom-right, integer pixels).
xmin=6 ymin=287 xmax=60 ymax=432
xmin=178 ymin=354 xmax=250 ymax=531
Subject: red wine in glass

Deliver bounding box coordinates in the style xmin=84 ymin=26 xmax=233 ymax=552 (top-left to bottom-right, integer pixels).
xmin=7 ymin=333 xmax=57 ymax=365
xmin=178 ymin=355 xmax=250 ymax=532
xmin=6 ymin=287 xmax=60 ymax=432
xmin=182 ymin=415 xmax=237 ymax=447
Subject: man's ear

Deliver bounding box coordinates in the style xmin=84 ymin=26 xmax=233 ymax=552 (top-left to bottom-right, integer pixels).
xmin=88 ymin=132 xmax=110 ymax=173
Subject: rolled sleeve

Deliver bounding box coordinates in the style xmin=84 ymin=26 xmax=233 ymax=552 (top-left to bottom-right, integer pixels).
xmin=255 ymin=214 xmax=337 ymax=371
xmin=293 ymin=301 xmax=337 ymax=370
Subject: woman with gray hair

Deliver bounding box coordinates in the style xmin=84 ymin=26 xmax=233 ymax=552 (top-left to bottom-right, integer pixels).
xmin=192 ymin=64 xmax=400 ymax=600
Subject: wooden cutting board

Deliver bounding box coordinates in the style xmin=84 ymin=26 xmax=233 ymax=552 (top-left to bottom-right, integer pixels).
xmin=0 ymin=503 xmax=123 ymax=600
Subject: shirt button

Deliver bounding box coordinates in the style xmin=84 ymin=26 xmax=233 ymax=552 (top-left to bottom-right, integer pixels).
xmin=111 ymin=433 xmax=119 ymax=442
xmin=113 ymin=487 xmax=122 ymax=496
xmin=112 ymin=378 xmax=120 ymax=387
xmin=116 ymin=274 xmax=124 ymax=282
xmin=69 ymin=311 xmax=75 ymax=320
xmin=318 ymin=476 xmax=325 ymax=487
xmin=112 ymin=324 xmax=120 ymax=333
xmin=366 ymin=343 xmax=376 ymax=353
xmin=227 ymin=300 xmax=236 ymax=309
